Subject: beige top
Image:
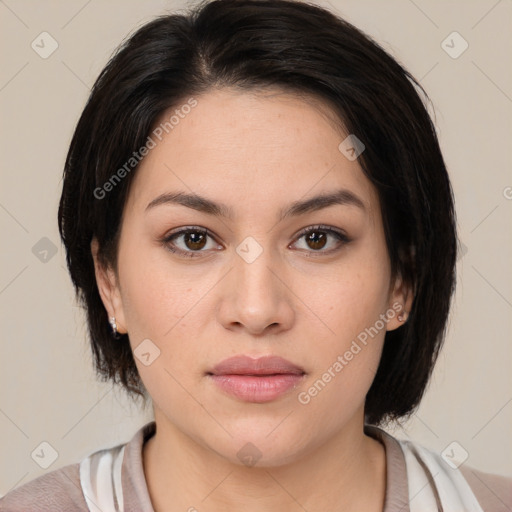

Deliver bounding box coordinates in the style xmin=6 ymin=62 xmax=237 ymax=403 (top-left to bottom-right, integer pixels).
xmin=1 ymin=421 xmax=511 ymax=511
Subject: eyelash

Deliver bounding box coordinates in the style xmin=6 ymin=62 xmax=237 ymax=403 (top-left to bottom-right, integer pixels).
xmin=161 ymin=224 xmax=351 ymax=259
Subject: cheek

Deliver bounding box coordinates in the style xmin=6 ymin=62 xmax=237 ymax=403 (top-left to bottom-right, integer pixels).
xmin=297 ymin=336 xmax=384 ymax=441
xmin=117 ymin=243 xmax=222 ymax=399
xmin=294 ymin=252 xmax=390 ymax=406
xmin=118 ymin=237 xmax=209 ymax=339
xmin=300 ymin=255 xmax=391 ymax=347
xmin=296 ymin=265 xmax=389 ymax=403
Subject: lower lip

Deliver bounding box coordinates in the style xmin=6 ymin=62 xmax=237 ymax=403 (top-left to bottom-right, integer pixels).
xmin=208 ymin=374 xmax=305 ymax=403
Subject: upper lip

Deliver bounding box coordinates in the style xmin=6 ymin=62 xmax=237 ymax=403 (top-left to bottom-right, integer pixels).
xmin=209 ymin=355 xmax=305 ymax=376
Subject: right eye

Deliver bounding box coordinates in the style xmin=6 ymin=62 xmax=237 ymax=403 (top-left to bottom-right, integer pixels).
xmin=161 ymin=227 xmax=223 ymax=258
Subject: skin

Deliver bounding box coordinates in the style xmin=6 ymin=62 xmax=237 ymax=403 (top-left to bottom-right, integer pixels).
xmin=91 ymin=88 xmax=412 ymax=512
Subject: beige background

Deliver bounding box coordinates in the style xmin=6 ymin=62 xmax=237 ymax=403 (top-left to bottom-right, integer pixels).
xmin=1 ymin=0 xmax=511 ymax=497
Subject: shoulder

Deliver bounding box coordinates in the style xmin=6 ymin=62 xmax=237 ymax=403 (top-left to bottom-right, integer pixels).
xmin=459 ymin=465 xmax=512 ymax=512
xmin=1 ymin=421 xmax=156 ymax=512
xmin=401 ymin=438 xmax=512 ymax=512
xmin=365 ymin=425 xmax=512 ymax=512
xmin=399 ymin=436 xmax=512 ymax=512
xmin=0 ymin=462 xmax=88 ymax=511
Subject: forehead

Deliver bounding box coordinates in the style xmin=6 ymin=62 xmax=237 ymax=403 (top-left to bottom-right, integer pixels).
xmin=125 ymin=88 xmax=378 ymax=218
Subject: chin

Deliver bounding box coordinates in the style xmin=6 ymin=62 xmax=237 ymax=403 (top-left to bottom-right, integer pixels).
xmin=201 ymin=425 xmax=312 ymax=469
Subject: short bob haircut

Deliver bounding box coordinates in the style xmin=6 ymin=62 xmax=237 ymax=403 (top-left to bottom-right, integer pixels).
xmin=58 ymin=0 xmax=457 ymax=426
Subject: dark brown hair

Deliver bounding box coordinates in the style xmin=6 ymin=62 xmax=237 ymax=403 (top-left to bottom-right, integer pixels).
xmin=58 ymin=0 xmax=457 ymax=425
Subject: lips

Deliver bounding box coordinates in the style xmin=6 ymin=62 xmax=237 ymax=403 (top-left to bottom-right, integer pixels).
xmin=207 ymin=355 xmax=306 ymax=403
xmin=208 ymin=355 xmax=305 ymax=376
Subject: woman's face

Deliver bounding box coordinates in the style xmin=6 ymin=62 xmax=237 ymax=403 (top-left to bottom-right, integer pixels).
xmin=95 ymin=88 xmax=407 ymax=466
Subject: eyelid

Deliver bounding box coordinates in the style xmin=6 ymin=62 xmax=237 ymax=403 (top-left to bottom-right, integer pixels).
xmin=163 ymin=226 xmax=214 ymax=241
xmin=291 ymin=224 xmax=349 ymax=243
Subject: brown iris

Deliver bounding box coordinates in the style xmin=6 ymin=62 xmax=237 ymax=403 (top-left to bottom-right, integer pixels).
xmin=305 ymin=231 xmax=327 ymax=250
xmin=184 ymin=231 xmax=207 ymax=250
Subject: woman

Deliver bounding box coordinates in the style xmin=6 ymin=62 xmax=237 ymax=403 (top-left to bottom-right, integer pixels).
xmin=2 ymin=0 xmax=510 ymax=510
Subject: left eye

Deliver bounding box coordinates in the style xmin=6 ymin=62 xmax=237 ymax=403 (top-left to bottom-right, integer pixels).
xmin=291 ymin=225 xmax=349 ymax=253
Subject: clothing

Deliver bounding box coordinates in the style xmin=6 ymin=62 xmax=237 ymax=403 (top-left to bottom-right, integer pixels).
xmin=1 ymin=421 xmax=510 ymax=511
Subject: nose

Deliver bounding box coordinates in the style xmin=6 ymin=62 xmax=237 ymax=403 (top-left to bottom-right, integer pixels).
xmin=216 ymin=243 xmax=295 ymax=336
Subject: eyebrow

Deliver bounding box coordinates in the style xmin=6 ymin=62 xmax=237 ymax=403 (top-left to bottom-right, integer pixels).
xmin=145 ymin=188 xmax=366 ymax=221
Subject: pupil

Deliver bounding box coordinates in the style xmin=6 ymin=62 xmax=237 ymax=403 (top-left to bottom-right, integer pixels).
xmin=307 ymin=232 xmax=326 ymax=250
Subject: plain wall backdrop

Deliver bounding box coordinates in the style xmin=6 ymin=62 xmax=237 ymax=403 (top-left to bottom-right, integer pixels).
xmin=1 ymin=0 xmax=511 ymax=496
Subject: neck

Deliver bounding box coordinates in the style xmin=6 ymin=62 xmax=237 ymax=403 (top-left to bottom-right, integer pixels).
xmin=142 ymin=407 xmax=386 ymax=512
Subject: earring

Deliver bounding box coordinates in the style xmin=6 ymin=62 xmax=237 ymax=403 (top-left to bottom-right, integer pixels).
xmin=109 ymin=316 xmax=122 ymax=339
xmin=398 ymin=311 xmax=409 ymax=322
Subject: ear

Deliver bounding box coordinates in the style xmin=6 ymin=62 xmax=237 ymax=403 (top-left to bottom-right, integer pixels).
xmin=386 ymin=272 xmax=414 ymax=332
xmin=90 ymin=237 xmax=127 ymax=334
